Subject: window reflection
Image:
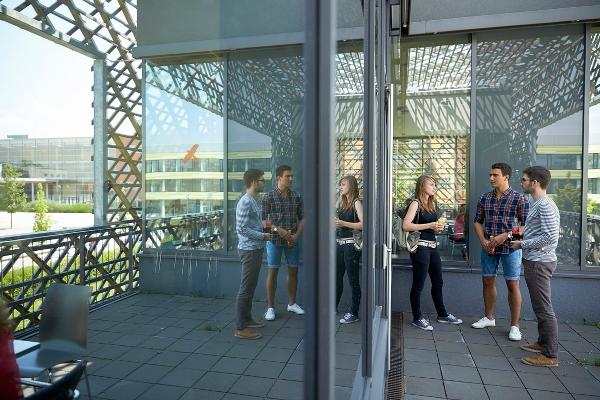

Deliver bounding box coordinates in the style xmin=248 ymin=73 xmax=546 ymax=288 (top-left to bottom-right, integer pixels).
xmin=392 ymin=40 xmax=471 ymax=262
xmin=587 ymin=29 xmax=600 ymax=266
xmin=475 ymin=30 xmax=584 ymax=267
xmin=144 ymin=60 xmax=225 ymax=250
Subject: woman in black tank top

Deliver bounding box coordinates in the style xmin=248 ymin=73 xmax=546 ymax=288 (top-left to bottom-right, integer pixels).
xmin=402 ymin=175 xmax=463 ymax=331
xmin=334 ymin=176 xmax=362 ymax=324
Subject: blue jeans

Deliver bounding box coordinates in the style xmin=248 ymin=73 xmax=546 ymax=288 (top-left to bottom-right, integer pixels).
xmin=480 ymin=249 xmax=522 ymax=280
xmin=266 ymin=241 xmax=300 ymax=268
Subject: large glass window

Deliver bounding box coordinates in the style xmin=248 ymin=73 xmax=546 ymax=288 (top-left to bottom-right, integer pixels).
xmin=144 ymin=59 xmax=225 ymax=250
xmin=392 ymin=38 xmax=471 ymax=262
xmin=475 ymin=28 xmax=585 ymax=268
xmin=587 ymin=27 xmax=600 ymax=267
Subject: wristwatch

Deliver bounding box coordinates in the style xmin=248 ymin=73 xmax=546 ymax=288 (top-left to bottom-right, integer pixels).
xmin=507 ymin=232 xmax=513 ymax=240
xmin=273 ymin=227 xmax=278 ymax=233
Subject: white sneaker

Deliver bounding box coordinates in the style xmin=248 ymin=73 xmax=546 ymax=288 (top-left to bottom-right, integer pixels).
xmin=471 ymin=316 xmax=496 ymax=329
xmin=287 ymin=303 xmax=305 ymax=315
xmin=509 ymin=325 xmax=522 ymax=341
xmin=264 ymin=308 xmax=276 ymax=321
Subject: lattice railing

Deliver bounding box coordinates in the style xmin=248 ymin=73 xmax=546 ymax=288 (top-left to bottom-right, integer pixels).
xmin=1 ymin=223 xmax=141 ymax=333
xmin=144 ymin=211 xmax=224 ymax=251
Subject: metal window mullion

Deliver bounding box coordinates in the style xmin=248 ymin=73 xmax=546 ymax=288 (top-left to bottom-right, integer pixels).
xmin=141 ymin=60 xmax=147 ymax=248
xmin=304 ymin=0 xmax=337 ymax=399
xmin=94 ymin=58 xmax=108 ymax=226
xmin=361 ymin=0 xmax=376 ymax=378
xmin=468 ymin=34 xmax=477 ymax=268
xmin=223 ymin=55 xmax=230 ymax=252
xmin=582 ymin=24 xmax=591 ymax=271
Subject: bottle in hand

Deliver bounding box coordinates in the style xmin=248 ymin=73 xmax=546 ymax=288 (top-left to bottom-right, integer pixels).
xmin=264 ymin=220 xmax=272 ymax=234
xmin=511 ymin=226 xmax=523 ymax=240
xmin=487 ymin=235 xmax=496 ymax=255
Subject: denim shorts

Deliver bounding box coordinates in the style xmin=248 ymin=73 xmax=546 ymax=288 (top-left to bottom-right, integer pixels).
xmin=480 ymin=249 xmax=522 ymax=280
xmin=266 ymin=241 xmax=300 ymax=268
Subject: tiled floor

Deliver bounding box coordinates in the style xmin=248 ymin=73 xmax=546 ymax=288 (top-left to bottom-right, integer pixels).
xmin=403 ymin=314 xmax=600 ymax=400
xmin=77 ymin=293 xmax=360 ymax=400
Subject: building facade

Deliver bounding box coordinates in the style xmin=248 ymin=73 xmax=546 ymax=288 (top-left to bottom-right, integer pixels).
xmin=0 ymin=135 xmax=93 ymax=205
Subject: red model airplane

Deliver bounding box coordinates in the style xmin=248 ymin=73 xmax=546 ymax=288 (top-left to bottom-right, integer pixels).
xmin=182 ymin=144 xmax=199 ymax=163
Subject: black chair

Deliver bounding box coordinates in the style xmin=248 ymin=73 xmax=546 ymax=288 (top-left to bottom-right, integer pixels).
xmin=21 ymin=360 xmax=85 ymax=400
xmin=17 ymin=283 xmax=92 ymax=397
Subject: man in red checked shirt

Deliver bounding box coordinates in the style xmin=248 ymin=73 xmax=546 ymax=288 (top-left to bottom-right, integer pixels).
xmin=472 ymin=162 xmax=529 ymax=342
xmin=262 ymin=165 xmax=305 ymax=321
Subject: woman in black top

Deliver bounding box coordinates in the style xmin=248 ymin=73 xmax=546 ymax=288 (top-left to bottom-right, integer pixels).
xmin=403 ymin=175 xmax=462 ymax=330
xmin=335 ymin=175 xmax=363 ymax=324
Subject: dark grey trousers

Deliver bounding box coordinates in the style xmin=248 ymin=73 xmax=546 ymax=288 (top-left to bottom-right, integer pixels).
xmin=236 ymin=248 xmax=264 ymax=330
xmin=523 ymin=258 xmax=558 ymax=358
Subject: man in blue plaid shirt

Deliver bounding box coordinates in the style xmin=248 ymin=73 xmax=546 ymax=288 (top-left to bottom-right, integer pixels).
xmin=472 ymin=162 xmax=529 ymax=342
xmin=262 ymin=165 xmax=305 ymax=321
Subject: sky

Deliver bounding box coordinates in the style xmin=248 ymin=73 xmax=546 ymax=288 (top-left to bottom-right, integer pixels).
xmin=0 ymin=21 xmax=93 ymax=139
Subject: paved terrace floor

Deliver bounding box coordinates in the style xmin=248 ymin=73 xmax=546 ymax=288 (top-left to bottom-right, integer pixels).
xmin=77 ymin=293 xmax=360 ymax=400
xmin=403 ymin=313 xmax=600 ymax=400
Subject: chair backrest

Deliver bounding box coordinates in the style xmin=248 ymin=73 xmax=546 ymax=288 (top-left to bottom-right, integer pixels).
xmin=24 ymin=360 xmax=85 ymax=400
xmin=39 ymin=284 xmax=91 ymax=355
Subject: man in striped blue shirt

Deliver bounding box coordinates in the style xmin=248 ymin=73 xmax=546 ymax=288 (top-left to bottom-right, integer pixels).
xmin=235 ymin=169 xmax=271 ymax=340
xmin=512 ymin=166 xmax=560 ymax=367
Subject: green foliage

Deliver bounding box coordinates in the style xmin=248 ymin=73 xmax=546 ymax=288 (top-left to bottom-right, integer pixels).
xmin=33 ymin=183 xmax=51 ymax=232
xmin=588 ymin=198 xmax=600 ymax=215
xmin=3 ymin=201 xmax=93 ymax=213
xmin=1 ymin=164 xmax=27 ymax=228
xmin=552 ymin=183 xmax=581 ymax=213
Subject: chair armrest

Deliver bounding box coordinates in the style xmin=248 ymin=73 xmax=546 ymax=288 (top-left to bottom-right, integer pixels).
xmin=20 ymin=378 xmax=51 ymax=388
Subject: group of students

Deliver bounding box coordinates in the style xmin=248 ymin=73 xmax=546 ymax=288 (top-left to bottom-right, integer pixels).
xmin=403 ymin=162 xmax=560 ymax=368
xmin=234 ymin=161 xmax=561 ymax=367
xmin=234 ymin=166 xmax=364 ymax=340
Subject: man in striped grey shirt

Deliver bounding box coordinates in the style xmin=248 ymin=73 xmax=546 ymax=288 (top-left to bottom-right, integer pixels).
xmin=511 ymin=166 xmax=560 ymax=367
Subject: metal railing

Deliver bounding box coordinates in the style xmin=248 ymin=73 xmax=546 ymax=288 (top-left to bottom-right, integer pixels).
xmin=144 ymin=211 xmax=224 ymax=251
xmin=1 ymin=223 xmax=141 ymax=333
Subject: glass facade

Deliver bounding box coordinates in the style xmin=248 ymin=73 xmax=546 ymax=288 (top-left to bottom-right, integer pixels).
xmin=0 ymin=136 xmax=93 ymax=204
xmin=392 ymin=38 xmax=471 ymax=262
xmin=587 ymin=27 xmax=600 ymax=267
xmin=475 ymin=28 xmax=584 ymax=268
xmin=390 ymin=25 xmax=600 ymax=271
xmin=144 ymin=45 xmax=364 ymax=252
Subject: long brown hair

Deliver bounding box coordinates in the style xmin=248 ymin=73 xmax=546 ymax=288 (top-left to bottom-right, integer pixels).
xmin=0 ymin=300 xmax=13 ymax=334
xmin=338 ymin=175 xmax=360 ymax=212
xmin=413 ymin=175 xmax=436 ymax=213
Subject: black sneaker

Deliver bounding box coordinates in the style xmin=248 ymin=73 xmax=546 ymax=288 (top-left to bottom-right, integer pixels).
xmin=411 ymin=318 xmax=433 ymax=331
xmin=437 ymin=314 xmax=463 ymax=324
xmin=340 ymin=313 xmax=359 ymax=324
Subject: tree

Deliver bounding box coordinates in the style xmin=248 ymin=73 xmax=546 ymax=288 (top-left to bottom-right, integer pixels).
xmin=552 ymin=182 xmax=581 ymax=213
xmin=1 ymin=164 xmax=27 ymax=229
xmin=33 ymin=183 xmax=51 ymax=232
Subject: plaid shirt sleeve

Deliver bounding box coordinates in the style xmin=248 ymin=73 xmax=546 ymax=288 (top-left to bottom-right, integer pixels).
xmin=297 ymin=194 xmax=304 ymax=221
xmin=474 ymin=194 xmax=485 ymax=224
xmin=262 ymin=193 xmax=271 ymax=221
xmin=517 ymin=194 xmax=529 ymax=225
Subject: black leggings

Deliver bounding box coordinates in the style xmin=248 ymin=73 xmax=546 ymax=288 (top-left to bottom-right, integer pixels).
xmin=409 ymin=246 xmax=448 ymax=321
xmin=336 ymin=243 xmax=361 ymax=316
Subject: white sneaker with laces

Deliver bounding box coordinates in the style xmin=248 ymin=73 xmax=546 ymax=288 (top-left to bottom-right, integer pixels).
xmin=471 ymin=316 xmax=496 ymax=329
xmin=509 ymin=325 xmax=522 ymax=341
xmin=287 ymin=303 xmax=305 ymax=315
xmin=264 ymin=307 xmax=276 ymax=321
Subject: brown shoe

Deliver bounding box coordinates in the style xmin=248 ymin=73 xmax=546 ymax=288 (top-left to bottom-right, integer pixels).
xmin=521 ymin=354 xmax=558 ymax=367
xmin=520 ymin=342 xmax=543 ymax=353
xmin=235 ymin=328 xmax=262 ymax=340
xmin=247 ymin=319 xmax=265 ymax=328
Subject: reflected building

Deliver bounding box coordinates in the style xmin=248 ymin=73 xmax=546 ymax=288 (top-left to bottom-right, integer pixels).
xmin=0 ymin=135 xmax=93 ymax=204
